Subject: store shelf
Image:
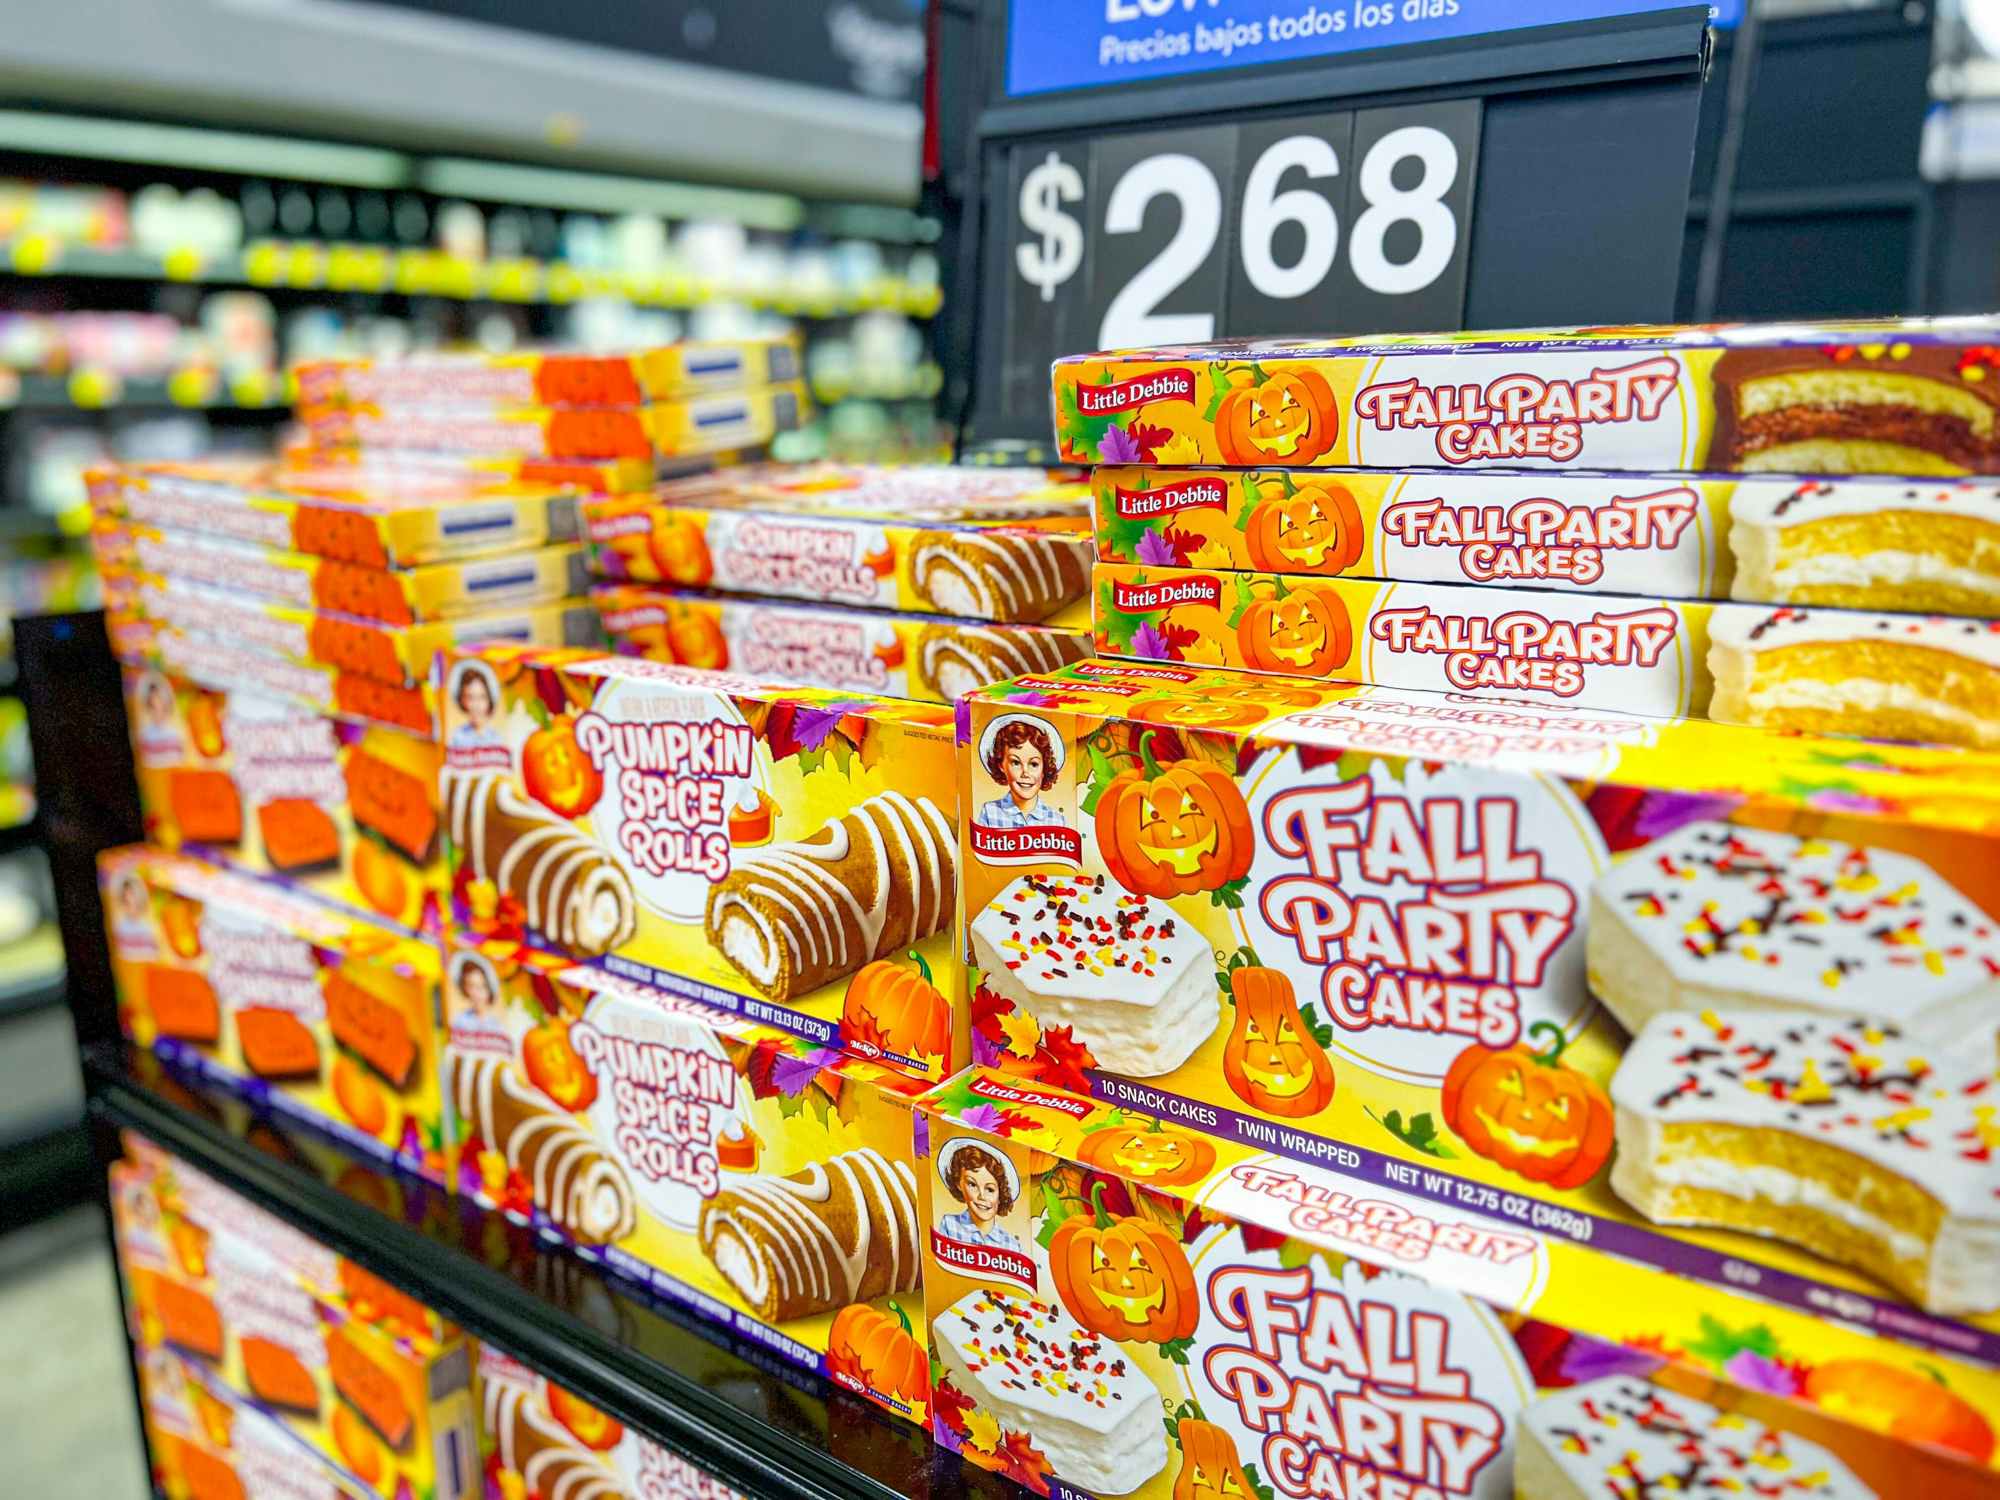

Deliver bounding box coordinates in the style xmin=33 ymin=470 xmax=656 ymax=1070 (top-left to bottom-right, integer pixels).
xmin=3 ymin=238 xmax=945 ymax=319
xmin=84 ymin=1043 xmax=1004 ymax=1500
xmin=0 ymin=369 xmax=286 ymax=413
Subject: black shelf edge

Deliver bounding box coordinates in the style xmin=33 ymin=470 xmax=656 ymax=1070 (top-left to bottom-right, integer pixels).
xmin=83 ymin=1045 xmax=915 ymax=1500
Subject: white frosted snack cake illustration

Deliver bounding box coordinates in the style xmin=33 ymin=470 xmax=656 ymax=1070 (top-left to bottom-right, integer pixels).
xmin=441 ymin=937 xmax=930 ymax=1427
xmin=954 ymin=661 xmax=2000 ymax=1350
xmin=582 ymin=465 xmax=1091 ymax=625
xmin=593 ymin=585 xmax=1089 ymax=704
xmin=1093 ymin=562 xmax=2000 ymax=747
xmin=916 ymin=1067 xmax=1964 ymax=1497
xmin=440 ymin=644 xmax=968 ymax=1080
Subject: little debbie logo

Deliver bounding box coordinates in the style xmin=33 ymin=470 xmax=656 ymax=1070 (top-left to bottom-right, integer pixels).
xmin=1113 ymin=574 xmax=1222 ymax=612
xmin=1077 ymin=367 xmax=1197 ymax=413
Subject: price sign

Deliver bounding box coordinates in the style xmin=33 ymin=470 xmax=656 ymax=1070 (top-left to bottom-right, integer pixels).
xmin=996 ymin=100 xmax=1480 ymax=428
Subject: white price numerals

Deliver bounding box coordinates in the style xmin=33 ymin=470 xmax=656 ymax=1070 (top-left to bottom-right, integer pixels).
xmin=1013 ymin=126 xmax=1463 ymax=346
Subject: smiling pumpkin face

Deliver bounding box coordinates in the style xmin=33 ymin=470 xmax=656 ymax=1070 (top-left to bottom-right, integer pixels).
xmin=1076 ymin=1122 xmax=1217 ymax=1185
xmin=1237 ymin=588 xmax=1353 ymax=676
xmin=1174 ymin=1420 xmax=1252 ymax=1500
xmin=1048 ymin=1189 xmax=1200 ymax=1344
xmin=1223 ymin=965 xmax=1335 ymax=1117
xmin=1215 ymin=369 xmax=1340 ymax=464
xmin=1245 ymin=482 xmax=1366 ymax=572
xmin=1096 ymin=741 xmax=1253 ymax=899
xmin=1126 ymin=697 xmax=1267 ymax=729
xmin=1441 ymin=1024 xmax=1614 ymax=1189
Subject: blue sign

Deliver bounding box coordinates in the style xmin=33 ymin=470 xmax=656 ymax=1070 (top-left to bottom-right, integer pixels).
xmin=1005 ymin=0 xmax=1737 ymax=97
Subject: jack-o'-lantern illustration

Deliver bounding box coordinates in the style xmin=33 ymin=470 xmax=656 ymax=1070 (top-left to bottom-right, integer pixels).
xmin=160 ymin=897 xmax=203 ymax=959
xmin=1804 ymin=1360 xmax=1994 ymax=1463
xmin=1237 ymin=587 xmax=1352 ymax=677
xmin=1222 ymin=964 xmax=1335 ymax=1117
xmin=647 ymin=515 xmax=713 ymax=585
xmin=547 ymin=1385 xmax=624 ymax=1452
xmin=521 ymin=718 xmax=603 ymax=819
xmin=667 ymin=607 xmax=729 ymax=670
xmin=523 ymin=1019 xmax=598 ymax=1112
xmin=1214 ymin=369 xmax=1339 ymax=464
xmin=331 ymin=1054 xmax=391 ymax=1138
xmin=1441 ymin=1022 xmax=1613 ymax=1189
xmin=1205 ymin=679 xmax=1325 ymax=710
xmin=1173 ymin=1419 xmax=1251 ymax=1500
xmin=1096 ymin=733 xmax=1252 ymax=898
xmin=1245 ymin=483 xmax=1365 ymax=573
xmin=1049 ymin=1184 xmax=1199 ymax=1345
xmin=1126 ymin=697 xmax=1267 ymax=730
xmin=185 ymin=693 xmax=227 ymax=757
xmin=1076 ymin=1119 xmax=1216 ymax=1186
xmin=843 ymin=949 xmax=951 ymax=1065
xmin=827 ymin=1301 xmax=929 ymax=1415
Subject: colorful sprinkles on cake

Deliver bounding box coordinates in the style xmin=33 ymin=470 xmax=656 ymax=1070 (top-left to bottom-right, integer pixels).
xmin=953 ymin=1290 xmax=1134 ymax=1412
xmin=991 ymin=872 xmax=1184 ymax=987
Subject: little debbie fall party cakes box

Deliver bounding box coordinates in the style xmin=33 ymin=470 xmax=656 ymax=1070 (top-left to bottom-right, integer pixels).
xmin=440 ymin=645 xmax=966 ymax=1079
xmin=916 ymin=1068 xmax=2000 ymax=1497
xmin=442 ymin=938 xmax=930 ymax=1426
xmin=953 ymin=662 xmax=2000 ymax=1371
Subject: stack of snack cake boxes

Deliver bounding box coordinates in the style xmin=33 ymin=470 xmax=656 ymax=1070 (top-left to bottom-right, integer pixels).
xmin=91 ymin=340 xmax=801 ymax=1181
xmin=907 ymin=322 xmax=2000 ymax=1498
xmin=584 ymin=459 xmax=1096 ymax=704
xmin=112 ymin=1134 xmax=757 ymax=1500
xmin=430 ymin=460 xmax=1099 ymax=1426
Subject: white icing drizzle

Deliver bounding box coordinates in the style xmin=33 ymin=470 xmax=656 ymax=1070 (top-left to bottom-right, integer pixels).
xmin=911 ymin=530 xmax=1086 ymax=620
xmin=444 ymin=769 xmax=637 ymax=956
xmin=448 ymin=1052 xmax=638 ymax=1243
xmin=697 ymin=1147 xmax=919 ymax=1316
xmin=920 ymin=626 xmax=1082 ymax=686
xmin=483 ymin=1381 xmax=625 ymax=1500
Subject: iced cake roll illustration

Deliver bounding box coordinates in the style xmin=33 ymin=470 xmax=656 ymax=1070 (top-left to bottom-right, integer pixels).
xmin=1712 ymin=343 xmax=2000 ymax=475
xmin=908 ymin=527 xmax=1089 ymax=622
xmin=932 ymin=1288 xmax=1165 ymax=1496
xmin=446 ymin=1052 xmax=638 ymax=1245
xmin=916 ymin=622 xmax=1088 ymax=702
xmin=1587 ymin=820 xmax=2000 ymax=1048
xmin=482 ymin=1373 xmax=625 ymax=1500
xmin=968 ymin=873 xmax=1216 ymax=1076
xmin=443 ymin=768 xmax=638 ymax=957
xmin=1516 ymin=1375 xmax=1874 ymax=1500
xmin=695 ymin=1146 xmax=919 ymax=1322
xmin=1730 ymin=477 xmax=2000 ymax=616
xmin=1609 ymin=1009 xmax=2000 ymax=1314
xmin=1707 ymin=604 xmax=2000 ymax=749
xmin=704 ymin=789 xmax=956 ymax=1003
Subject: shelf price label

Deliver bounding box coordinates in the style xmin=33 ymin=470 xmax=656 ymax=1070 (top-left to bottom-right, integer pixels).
xmin=997 ymin=99 xmax=1479 ymax=418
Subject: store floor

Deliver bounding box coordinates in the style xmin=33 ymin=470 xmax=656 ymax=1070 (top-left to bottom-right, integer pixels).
xmin=0 ymin=1206 xmax=148 ymax=1500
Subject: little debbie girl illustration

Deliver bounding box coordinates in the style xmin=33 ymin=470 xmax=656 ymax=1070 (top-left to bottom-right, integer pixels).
xmin=938 ymin=1140 xmax=1021 ymax=1250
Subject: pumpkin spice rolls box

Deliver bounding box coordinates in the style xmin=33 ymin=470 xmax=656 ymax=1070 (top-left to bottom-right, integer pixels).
xmin=1093 ymin=563 xmax=2000 ymax=748
xmin=916 ymin=1069 xmax=1996 ymax=1498
xmin=593 ymin=584 xmax=1090 ymax=704
xmin=100 ymin=845 xmax=448 ymax=1181
xmin=583 ymin=466 xmax=1092 ymax=624
xmin=122 ymin=663 xmax=447 ymax=932
xmin=440 ymin=644 xmax=968 ymax=1079
xmin=442 ymin=938 xmax=930 ymax=1426
xmin=953 ymin=662 xmax=2000 ymax=1353
xmin=1095 ymin=464 xmax=2000 ymax=618
xmin=1053 ymin=318 xmax=2000 ymax=476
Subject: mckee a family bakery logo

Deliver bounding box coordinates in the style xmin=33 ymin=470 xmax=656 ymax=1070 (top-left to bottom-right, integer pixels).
xmin=1370 ymin=602 xmax=1680 ymax=698
xmin=1203 ymin=1264 xmax=1507 ymax=1500
xmin=1076 ymin=367 xmax=1197 ymax=414
xmin=1379 ymin=487 xmax=1701 ymax=586
xmin=1355 ymin=357 xmax=1680 ymax=465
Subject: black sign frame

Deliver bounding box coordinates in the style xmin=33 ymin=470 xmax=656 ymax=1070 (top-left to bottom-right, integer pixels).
xmin=946 ymin=2 xmax=1714 ymax=456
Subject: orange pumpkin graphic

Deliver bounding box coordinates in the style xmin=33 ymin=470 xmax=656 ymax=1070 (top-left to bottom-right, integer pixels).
xmin=350 ymin=838 xmax=413 ymax=924
xmin=523 ymin=1019 xmax=599 ymax=1112
xmin=1237 ymin=586 xmax=1352 ymax=677
xmin=1245 ymin=482 xmax=1365 ymax=574
xmin=843 ymin=949 xmax=951 ymax=1065
xmin=1441 ymin=1022 xmax=1613 ymax=1189
xmin=331 ymin=1054 xmax=391 ymax=1138
xmin=1096 ymin=733 xmax=1253 ymax=899
xmin=185 ymin=693 xmax=227 ymax=758
xmin=547 ymin=1385 xmax=624 ymax=1452
xmin=1049 ymin=1184 xmax=1198 ymax=1345
xmin=648 ymin=515 xmax=713 ymax=585
xmin=1222 ymin=964 xmax=1334 ymax=1117
xmin=522 ymin=718 xmax=604 ymax=819
xmin=667 ymin=610 xmax=729 ymax=670
xmin=1076 ymin=1120 xmax=1215 ymax=1186
xmin=827 ymin=1301 xmax=929 ymax=1414
xmin=330 ymin=1401 xmax=384 ymax=1485
xmin=160 ymin=897 xmax=204 ymax=960
xmin=1803 ymin=1359 xmax=1994 ymax=1463
xmin=1173 ymin=1418 xmax=1252 ymax=1500
xmin=1127 ymin=698 xmax=1267 ymax=730
xmin=1215 ymin=369 xmax=1339 ymax=464
xmin=1205 ymin=679 xmax=1326 ymax=710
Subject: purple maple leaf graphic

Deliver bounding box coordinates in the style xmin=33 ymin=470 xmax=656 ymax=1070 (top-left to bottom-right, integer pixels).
xmin=971 ymin=1030 xmax=1006 ymax=1068
xmin=1723 ymin=1349 xmax=1800 ymax=1397
xmin=769 ymin=1046 xmax=840 ymax=1096
xmin=1099 ymin=424 xmax=1142 ymax=464
xmin=912 ymin=1111 xmax=931 ymax=1157
xmin=1130 ymin=621 xmax=1174 ymax=660
xmin=791 ymin=706 xmax=848 ymax=751
xmin=1134 ymin=529 xmax=1181 ymax=567
xmin=1631 ymin=791 xmax=1743 ymax=842
xmin=957 ymin=1102 xmax=1005 ymax=1133
xmin=1559 ymin=1337 xmax=1667 ymax=1386
xmin=954 ymin=696 xmax=972 ymax=744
